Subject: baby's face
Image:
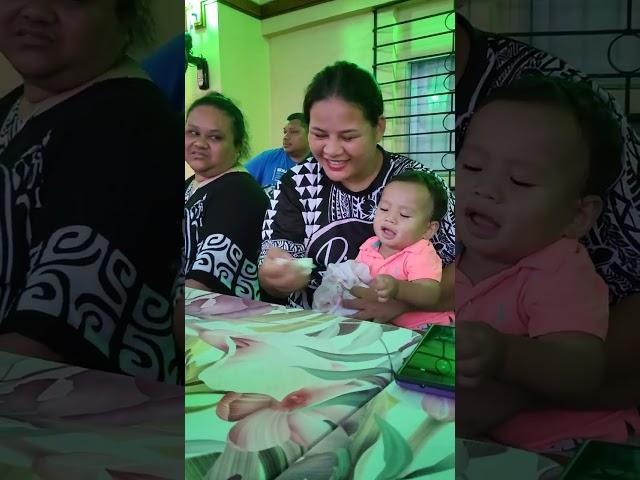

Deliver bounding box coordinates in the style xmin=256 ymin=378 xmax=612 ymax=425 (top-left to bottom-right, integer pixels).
xmin=373 ymin=181 xmax=434 ymax=251
xmin=456 ymin=100 xmax=589 ymax=263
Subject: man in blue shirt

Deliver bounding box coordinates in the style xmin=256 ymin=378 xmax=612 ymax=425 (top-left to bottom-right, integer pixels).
xmin=245 ymin=113 xmax=310 ymax=192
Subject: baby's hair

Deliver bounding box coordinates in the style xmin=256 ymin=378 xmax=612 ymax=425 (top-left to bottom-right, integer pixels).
xmin=476 ymin=74 xmax=623 ymax=197
xmin=388 ymin=170 xmax=449 ymax=221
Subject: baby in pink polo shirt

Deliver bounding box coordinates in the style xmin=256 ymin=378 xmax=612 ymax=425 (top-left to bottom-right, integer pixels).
xmin=356 ymin=170 xmax=454 ymax=330
xmin=456 ymin=75 xmax=639 ymax=453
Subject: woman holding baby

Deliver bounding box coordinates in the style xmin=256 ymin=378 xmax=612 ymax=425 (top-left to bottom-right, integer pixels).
xmin=0 ymin=0 xmax=182 ymax=382
xmin=258 ymin=61 xmax=456 ymax=324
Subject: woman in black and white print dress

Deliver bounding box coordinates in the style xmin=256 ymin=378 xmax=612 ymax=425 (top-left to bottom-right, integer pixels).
xmin=0 ymin=1 xmax=182 ymax=383
xmin=258 ymin=62 xmax=456 ymax=322
xmin=184 ymin=93 xmax=269 ymax=300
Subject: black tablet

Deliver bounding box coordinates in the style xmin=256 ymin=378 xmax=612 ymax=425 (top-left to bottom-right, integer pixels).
xmin=395 ymin=324 xmax=455 ymax=398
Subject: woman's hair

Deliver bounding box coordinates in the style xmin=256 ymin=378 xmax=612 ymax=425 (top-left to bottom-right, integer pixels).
xmin=115 ymin=0 xmax=156 ymax=49
xmin=388 ymin=170 xmax=449 ymax=221
xmin=187 ymin=93 xmax=251 ymax=160
xmin=303 ymin=61 xmax=384 ymax=127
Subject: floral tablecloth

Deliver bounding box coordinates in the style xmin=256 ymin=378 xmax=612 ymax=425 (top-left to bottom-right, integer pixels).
xmin=275 ymin=381 xmax=455 ymax=480
xmin=273 ymin=387 xmax=562 ymax=480
xmin=0 ymin=352 xmax=183 ymax=479
xmin=185 ymin=288 xmax=566 ymax=480
xmin=184 ymin=288 xmax=456 ymax=479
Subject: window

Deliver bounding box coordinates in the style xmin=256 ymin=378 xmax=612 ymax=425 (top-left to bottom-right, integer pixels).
xmin=373 ymin=3 xmax=455 ymax=189
xmin=409 ymin=57 xmax=455 ymax=180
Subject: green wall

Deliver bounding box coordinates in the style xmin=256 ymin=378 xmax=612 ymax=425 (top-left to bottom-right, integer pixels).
xmin=185 ymin=0 xmax=453 ymax=176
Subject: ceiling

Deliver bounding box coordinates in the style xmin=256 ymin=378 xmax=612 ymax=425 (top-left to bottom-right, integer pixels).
xmin=220 ymin=0 xmax=333 ymax=19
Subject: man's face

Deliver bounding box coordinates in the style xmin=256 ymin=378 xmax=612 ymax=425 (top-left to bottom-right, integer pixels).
xmin=282 ymin=119 xmax=308 ymax=157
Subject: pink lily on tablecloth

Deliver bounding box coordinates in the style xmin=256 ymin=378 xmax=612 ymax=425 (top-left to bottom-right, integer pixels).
xmin=185 ymin=294 xmax=274 ymax=319
xmin=216 ymin=384 xmax=364 ymax=452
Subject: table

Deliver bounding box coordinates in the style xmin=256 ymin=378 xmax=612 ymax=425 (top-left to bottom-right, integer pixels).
xmin=457 ymin=439 xmax=562 ymax=479
xmin=0 ymin=351 xmax=183 ymax=479
xmin=184 ymin=288 xmax=455 ymax=479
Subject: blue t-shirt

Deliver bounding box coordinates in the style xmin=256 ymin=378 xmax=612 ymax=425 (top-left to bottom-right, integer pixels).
xmin=245 ymin=148 xmax=297 ymax=188
xmin=142 ymin=34 xmax=185 ymax=113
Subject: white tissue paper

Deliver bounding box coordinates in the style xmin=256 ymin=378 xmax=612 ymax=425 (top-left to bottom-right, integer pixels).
xmin=273 ymin=257 xmax=315 ymax=277
xmin=312 ymin=260 xmax=372 ymax=317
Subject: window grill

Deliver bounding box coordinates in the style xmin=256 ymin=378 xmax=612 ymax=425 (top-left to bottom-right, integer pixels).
xmin=482 ymin=0 xmax=640 ymax=131
xmin=373 ymin=1 xmax=456 ymax=190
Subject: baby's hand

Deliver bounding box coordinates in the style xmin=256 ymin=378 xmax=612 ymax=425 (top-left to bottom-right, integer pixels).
xmin=372 ymin=274 xmax=399 ymax=303
xmin=456 ymin=321 xmax=507 ymax=388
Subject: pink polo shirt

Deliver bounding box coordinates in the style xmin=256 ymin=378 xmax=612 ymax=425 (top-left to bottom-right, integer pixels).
xmin=356 ymin=236 xmax=453 ymax=330
xmin=457 ymin=238 xmax=640 ymax=451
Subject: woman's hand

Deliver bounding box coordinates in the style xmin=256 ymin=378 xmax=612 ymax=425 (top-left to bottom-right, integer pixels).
xmin=258 ymin=248 xmax=311 ymax=298
xmin=343 ymin=286 xmax=409 ymax=323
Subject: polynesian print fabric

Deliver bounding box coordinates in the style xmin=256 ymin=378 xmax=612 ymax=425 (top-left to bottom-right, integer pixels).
xmin=183 ymin=172 xmax=269 ymax=300
xmin=260 ymin=149 xmax=456 ymax=309
xmin=0 ymin=80 xmax=183 ymax=383
xmin=457 ymin=16 xmax=640 ymax=304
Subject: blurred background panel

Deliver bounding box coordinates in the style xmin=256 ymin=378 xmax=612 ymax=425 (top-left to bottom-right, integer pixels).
xmin=459 ymin=0 xmax=640 ymax=133
xmin=0 ymin=0 xmax=185 ymax=97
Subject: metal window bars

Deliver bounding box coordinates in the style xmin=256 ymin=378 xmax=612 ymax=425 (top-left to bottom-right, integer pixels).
xmin=495 ymin=0 xmax=639 ymax=128
xmin=373 ymin=2 xmax=456 ymax=190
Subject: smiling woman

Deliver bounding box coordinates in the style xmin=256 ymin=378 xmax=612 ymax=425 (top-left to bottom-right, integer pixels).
xmin=258 ymin=61 xmax=456 ymax=322
xmin=0 ymin=0 xmax=183 ymax=383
